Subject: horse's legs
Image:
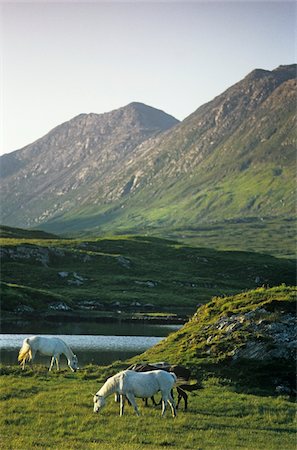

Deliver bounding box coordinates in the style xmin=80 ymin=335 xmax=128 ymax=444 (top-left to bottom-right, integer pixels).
xmin=176 ymin=387 xmax=188 ymax=410
xmin=184 ymin=394 xmax=188 ymax=411
xmin=120 ymin=395 xmax=125 ymax=416
xmin=168 ymin=395 xmax=176 ymax=417
xmin=55 ymin=355 xmax=60 ymax=371
xmin=29 ymin=349 xmax=36 ymax=369
xmin=142 ymin=397 xmax=157 ymax=407
xmin=161 ymin=398 xmax=167 ymax=417
xmin=49 ymin=357 xmax=55 ymax=371
xmin=161 ymin=393 xmax=176 ymax=418
xmin=125 ymin=393 xmax=140 ymax=416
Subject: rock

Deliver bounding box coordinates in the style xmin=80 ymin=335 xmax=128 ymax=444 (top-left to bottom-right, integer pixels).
xmin=275 ymin=385 xmax=291 ymax=395
xmin=58 ymin=271 xmax=69 ymax=278
xmin=15 ymin=304 xmax=34 ymax=314
xmin=117 ymin=256 xmax=131 ymax=268
xmin=73 ymin=272 xmax=85 ymax=281
xmin=135 ymin=280 xmax=157 ymax=288
xmin=144 ymin=303 xmax=154 ymax=309
xmin=78 ymin=300 xmax=103 ymax=310
xmin=112 ymin=301 xmax=121 ymax=307
xmin=131 ymin=301 xmax=141 ymax=307
xmin=49 ymin=302 xmax=71 ymax=311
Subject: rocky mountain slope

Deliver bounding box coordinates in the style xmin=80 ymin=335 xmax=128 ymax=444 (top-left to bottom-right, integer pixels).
xmin=0 ymin=103 xmax=178 ymax=228
xmin=0 ymin=65 xmax=296 ymax=237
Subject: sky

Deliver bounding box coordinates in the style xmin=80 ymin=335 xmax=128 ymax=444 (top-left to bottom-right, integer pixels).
xmin=0 ymin=1 xmax=296 ymax=155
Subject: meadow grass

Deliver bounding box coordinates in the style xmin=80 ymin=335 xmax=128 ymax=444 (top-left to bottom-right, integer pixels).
xmin=0 ymin=367 xmax=296 ymax=450
xmin=1 ymin=235 xmax=295 ymax=319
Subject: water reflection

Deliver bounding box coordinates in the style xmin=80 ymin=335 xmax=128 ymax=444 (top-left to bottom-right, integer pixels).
xmin=0 ymin=320 xmax=180 ymax=337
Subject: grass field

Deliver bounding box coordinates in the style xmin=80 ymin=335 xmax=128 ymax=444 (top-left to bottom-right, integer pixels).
xmin=0 ymin=366 xmax=296 ymax=450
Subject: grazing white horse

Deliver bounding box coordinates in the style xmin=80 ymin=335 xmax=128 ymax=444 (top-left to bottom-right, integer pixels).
xmin=18 ymin=336 xmax=78 ymax=372
xmin=93 ymin=369 xmax=177 ymax=417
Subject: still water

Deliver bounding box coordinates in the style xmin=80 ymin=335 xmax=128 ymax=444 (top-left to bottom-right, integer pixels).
xmin=0 ymin=322 xmax=181 ymax=367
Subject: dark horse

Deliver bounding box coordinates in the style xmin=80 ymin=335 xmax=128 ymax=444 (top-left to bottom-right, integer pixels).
xmin=128 ymin=362 xmax=201 ymax=410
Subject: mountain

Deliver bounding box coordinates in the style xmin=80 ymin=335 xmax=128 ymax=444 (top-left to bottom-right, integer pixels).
xmin=0 ymin=102 xmax=179 ymax=228
xmin=1 ymin=65 xmax=296 ymax=242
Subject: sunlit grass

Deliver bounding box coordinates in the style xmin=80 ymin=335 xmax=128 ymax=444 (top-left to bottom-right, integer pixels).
xmin=0 ymin=369 xmax=296 ymax=450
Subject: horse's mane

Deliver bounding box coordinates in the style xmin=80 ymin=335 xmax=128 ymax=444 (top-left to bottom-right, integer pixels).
xmin=98 ymin=371 xmax=124 ymax=397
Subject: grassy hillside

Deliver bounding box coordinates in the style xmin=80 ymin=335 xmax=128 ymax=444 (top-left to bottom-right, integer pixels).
xmin=131 ymin=285 xmax=296 ymax=392
xmin=0 ymin=225 xmax=59 ymax=239
xmin=1 ymin=234 xmax=295 ymax=322
xmin=164 ymin=217 xmax=296 ymax=259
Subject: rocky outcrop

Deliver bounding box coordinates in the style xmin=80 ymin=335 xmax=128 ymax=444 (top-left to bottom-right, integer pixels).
xmin=140 ymin=286 xmax=296 ymax=393
xmin=0 ymin=245 xmax=90 ymax=267
xmin=208 ymin=307 xmax=296 ymax=361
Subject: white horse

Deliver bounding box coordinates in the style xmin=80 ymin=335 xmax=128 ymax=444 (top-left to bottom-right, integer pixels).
xmin=18 ymin=336 xmax=78 ymax=372
xmin=93 ymin=369 xmax=177 ymax=417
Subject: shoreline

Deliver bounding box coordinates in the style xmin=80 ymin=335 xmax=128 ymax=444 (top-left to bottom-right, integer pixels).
xmin=0 ymin=309 xmax=191 ymax=328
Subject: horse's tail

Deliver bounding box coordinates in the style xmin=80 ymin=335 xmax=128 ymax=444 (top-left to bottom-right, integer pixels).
xmin=174 ymin=374 xmax=191 ymax=386
xmin=18 ymin=338 xmax=32 ymax=369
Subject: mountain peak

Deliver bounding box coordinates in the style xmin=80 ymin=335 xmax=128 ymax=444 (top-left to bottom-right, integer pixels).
xmin=119 ymin=102 xmax=179 ymax=130
xmin=245 ymin=63 xmax=296 ymax=83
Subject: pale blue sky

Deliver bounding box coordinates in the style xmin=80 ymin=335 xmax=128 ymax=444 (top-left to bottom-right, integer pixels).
xmin=1 ymin=1 xmax=296 ymax=155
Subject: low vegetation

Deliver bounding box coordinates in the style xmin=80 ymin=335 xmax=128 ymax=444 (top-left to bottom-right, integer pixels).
xmin=166 ymin=217 xmax=296 ymax=259
xmin=1 ymin=230 xmax=295 ymax=323
xmin=0 ymin=366 xmax=296 ymax=450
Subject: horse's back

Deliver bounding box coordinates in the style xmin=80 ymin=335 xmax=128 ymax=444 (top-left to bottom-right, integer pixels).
xmin=27 ymin=336 xmax=66 ymax=355
xmin=121 ymin=369 xmax=175 ymax=398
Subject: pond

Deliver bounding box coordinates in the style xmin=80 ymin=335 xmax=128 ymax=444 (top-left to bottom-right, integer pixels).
xmin=0 ymin=322 xmax=181 ymax=367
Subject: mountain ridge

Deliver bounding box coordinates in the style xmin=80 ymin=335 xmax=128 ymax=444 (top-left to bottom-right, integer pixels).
xmin=1 ymin=64 xmax=296 ymax=241
xmin=0 ymin=102 xmax=179 ymax=227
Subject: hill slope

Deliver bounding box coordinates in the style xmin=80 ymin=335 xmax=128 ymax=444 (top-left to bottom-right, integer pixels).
xmin=0 ymin=65 xmax=296 ymax=255
xmin=42 ymin=64 xmax=296 ymax=236
xmin=133 ymin=285 xmax=296 ymax=392
xmin=0 ymin=102 xmax=179 ymax=228
xmin=1 ymin=231 xmax=295 ymax=321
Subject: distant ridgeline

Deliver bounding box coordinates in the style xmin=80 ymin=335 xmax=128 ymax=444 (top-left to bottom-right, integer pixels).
xmin=0 ymin=65 xmax=296 ymax=257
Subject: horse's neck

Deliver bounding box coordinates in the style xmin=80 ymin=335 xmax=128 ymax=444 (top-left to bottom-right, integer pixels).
xmin=98 ymin=377 xmax=118 ymax=398
xmin=61 ymin=342 xmax=74 ymax=360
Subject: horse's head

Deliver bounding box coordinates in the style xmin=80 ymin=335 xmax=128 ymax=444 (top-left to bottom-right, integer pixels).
xmin=93 ymin=394 xmax=105 ymax=413
xmin=69 ymin=355 xmax=79 ymax=372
